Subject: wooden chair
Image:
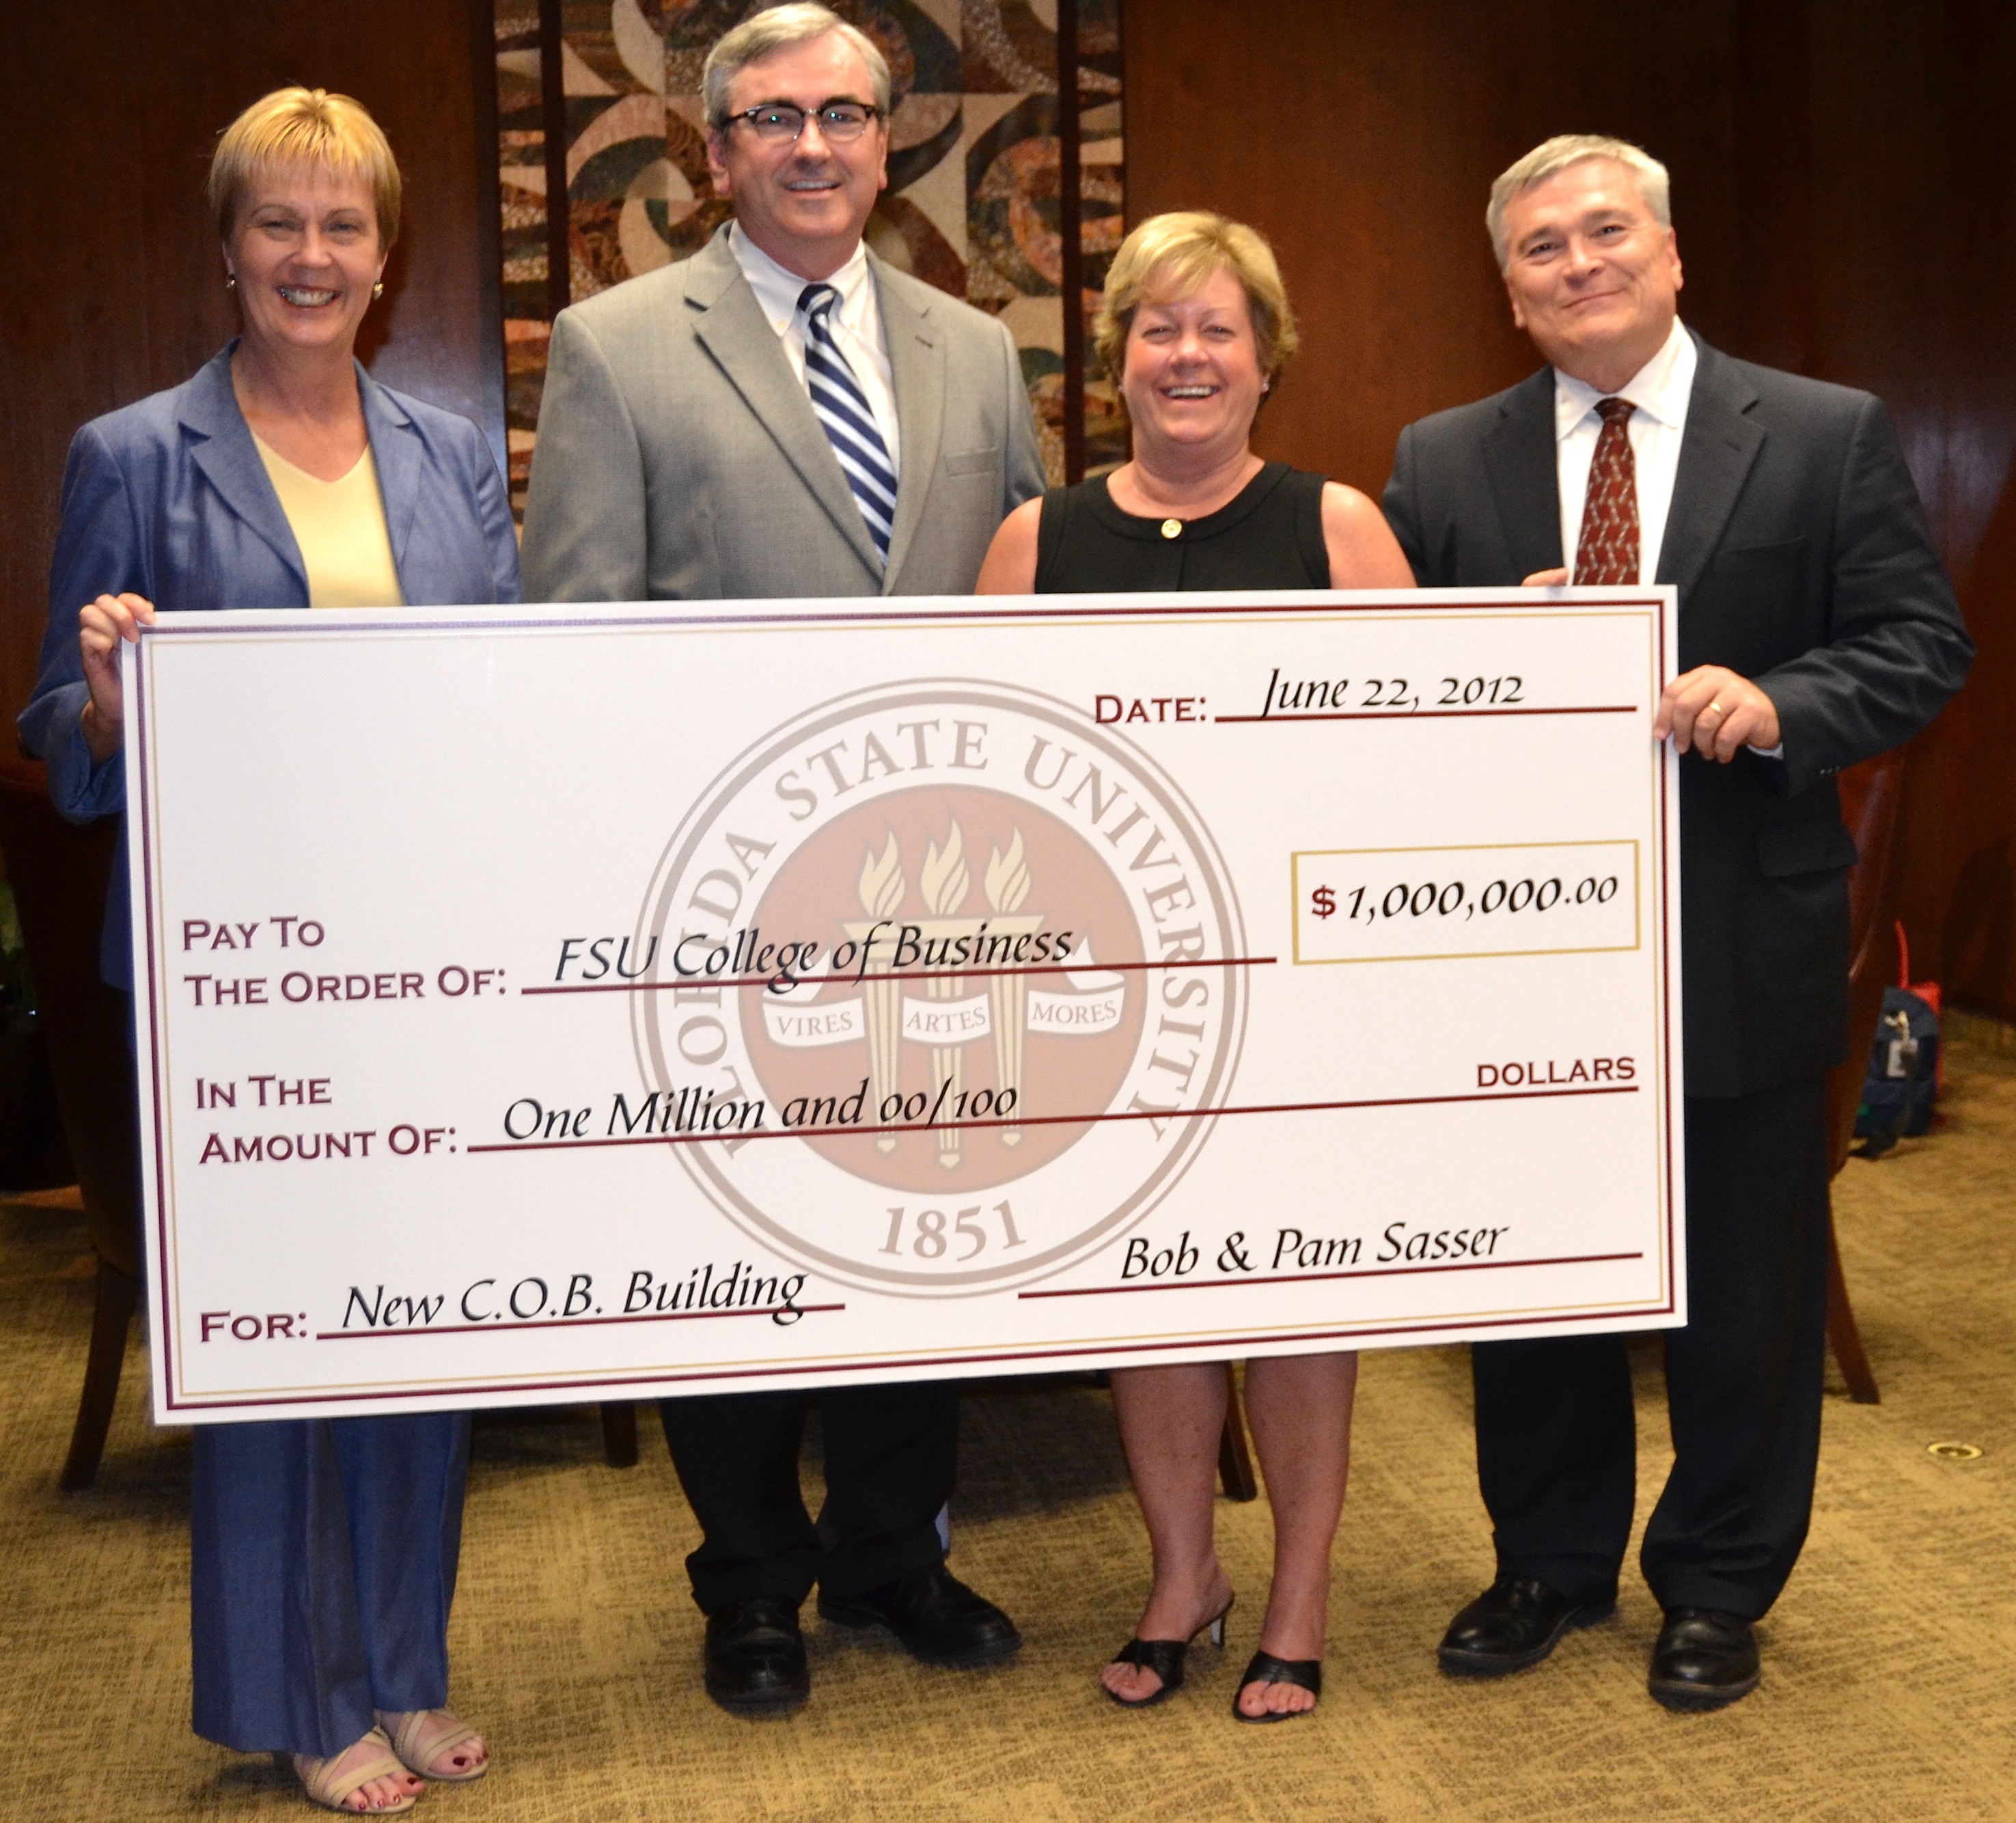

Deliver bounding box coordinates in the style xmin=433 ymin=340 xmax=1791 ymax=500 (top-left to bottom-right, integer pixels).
xmin=1217 ymin=1366 xmax=1258 ymax=1499
xmin=1821 ymin=751 xmax=1908 ymax=1405
xmin=600 ymin=1401 xmax=639 ymax=1465
xmin=0 ymin=753 xmax=142 ymax=1488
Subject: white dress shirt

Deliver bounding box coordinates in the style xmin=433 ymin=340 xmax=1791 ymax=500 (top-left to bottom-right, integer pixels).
xmin=1555 ymin=318 xmax=1778 ymax=755
xmin=1554 ymin=313 xmax=1696 ymax=585
xmin=730 ymin=223 xmax=902 ymax=478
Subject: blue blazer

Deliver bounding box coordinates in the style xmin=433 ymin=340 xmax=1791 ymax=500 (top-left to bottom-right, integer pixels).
xmin=16 ymin=343 xmax=522 ymax=986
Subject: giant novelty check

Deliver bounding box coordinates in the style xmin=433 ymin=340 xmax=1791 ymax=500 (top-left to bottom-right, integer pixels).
xmin=127 ymin=589 xmax=1683 ymax=1421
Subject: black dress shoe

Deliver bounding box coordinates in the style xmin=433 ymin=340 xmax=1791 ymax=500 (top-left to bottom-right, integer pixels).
xmin=1648 ymin=1607 xmax=1759 ymax=1710
xmin=1437 ymin=1574 xmax=1614 ymax=1676
xmin=818 ymin=1562 xmax=1022 ymax=1667
xmin=704 ymin=1596 xmax=809 ymax=1716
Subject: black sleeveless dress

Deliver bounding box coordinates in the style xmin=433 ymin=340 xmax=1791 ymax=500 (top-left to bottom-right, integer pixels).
xmin=1033 ymin=461 xmax=1331 ymax=592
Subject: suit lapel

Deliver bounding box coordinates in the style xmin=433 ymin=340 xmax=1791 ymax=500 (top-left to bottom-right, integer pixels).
xmin=1657 ymin=335 xmax=1765 ymax=599
xmin=1481 ymin=367 xmax=1563 ymax=579
xmin=874 ymin=256 xmax=943 ymax=591
xmin=358 ymin=365 xmax=421 ymax=574
xmin=178 ymin=345 xmax=307 ymax=589
xmin=685 ymin=230 xmax=883 ymax=575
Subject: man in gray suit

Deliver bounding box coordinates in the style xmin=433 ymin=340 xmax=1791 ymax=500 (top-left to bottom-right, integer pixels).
xmin=522 ymin=12 xmax=1041 ymax=606
xmin=522 ymin=3 xmax=1044 ymax=1716
xmin=1383 ymin=135 xmax=1971 ymax=1711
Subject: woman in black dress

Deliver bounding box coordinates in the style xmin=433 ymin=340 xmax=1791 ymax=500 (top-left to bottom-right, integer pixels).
xmin=978 ymin=211 xmax=1414 ymax=1721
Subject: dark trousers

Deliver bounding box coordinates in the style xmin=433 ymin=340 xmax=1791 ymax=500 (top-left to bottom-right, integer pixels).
xmin=1472 ymin=1076 xmax=1830 ymax=1619
xmin=658 ymin=1380 xmax=958 ymax=1615
xmin=190 ymin=1413 xmax=472 ymax=1755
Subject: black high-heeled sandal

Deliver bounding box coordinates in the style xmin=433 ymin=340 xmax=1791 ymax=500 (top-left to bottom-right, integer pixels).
xmin=1232 ymin=1650 xmax=1322 ymax=1723
xmin=1105 ymin=1597 xmax=1234 ymax=1709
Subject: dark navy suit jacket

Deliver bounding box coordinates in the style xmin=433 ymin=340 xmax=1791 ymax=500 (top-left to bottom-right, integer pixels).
xmin=17 ymin=343 xmax=521 ymax=986
xmin=1383 ymin=333 xmax=1974 ymax=1096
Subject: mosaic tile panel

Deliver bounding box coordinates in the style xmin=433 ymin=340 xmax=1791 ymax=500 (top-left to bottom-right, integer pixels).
xmin=493 ymin=0 xmax=1126 ymax=516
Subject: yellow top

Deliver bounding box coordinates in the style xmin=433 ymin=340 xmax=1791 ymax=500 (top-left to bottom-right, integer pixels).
xmin=251 ymin=432 xmax=406 ymax=609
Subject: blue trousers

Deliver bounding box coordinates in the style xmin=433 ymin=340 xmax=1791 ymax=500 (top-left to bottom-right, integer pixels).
xmin=190 ymin=1413 xmax=472 ymax=1755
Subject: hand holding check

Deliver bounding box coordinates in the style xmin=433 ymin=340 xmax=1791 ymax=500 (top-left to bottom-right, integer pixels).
xmin=77 ymin=590 xmax=156 ymax=760
xmin=1521 ymin=568 xmax=1780 ymax=762
xmin=1651 ymin=665 xmax=1781 ymax=761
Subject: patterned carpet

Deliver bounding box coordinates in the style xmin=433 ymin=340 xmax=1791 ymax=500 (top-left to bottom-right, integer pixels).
xmin=2 ymin=1033 xmax=2011 ymax=1822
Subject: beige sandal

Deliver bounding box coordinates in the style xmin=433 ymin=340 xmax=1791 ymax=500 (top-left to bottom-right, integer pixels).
xmin=286 ymin=1727 xmax=421 ymax=1813
xmin=379 ymin=1709 xmax=489 ymax=1783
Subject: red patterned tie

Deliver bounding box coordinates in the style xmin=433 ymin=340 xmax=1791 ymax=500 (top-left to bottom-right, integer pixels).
xmin=1573 ymin=398 xmax=1640 ymax=585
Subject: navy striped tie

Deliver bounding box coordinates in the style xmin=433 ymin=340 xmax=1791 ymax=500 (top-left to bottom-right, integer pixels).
xmin=799 ymin=281 xmax=897 ymax=561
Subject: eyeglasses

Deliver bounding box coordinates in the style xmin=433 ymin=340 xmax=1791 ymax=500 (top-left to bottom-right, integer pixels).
xmin=725 ymin=100 xmax=882 ymax=144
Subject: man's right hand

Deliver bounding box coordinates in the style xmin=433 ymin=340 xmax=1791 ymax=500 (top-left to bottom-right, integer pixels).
xmin=78 ymin=592 xmax=156 ymax=762
xmin=1521 ymin=567 xmax=1571 ymax=587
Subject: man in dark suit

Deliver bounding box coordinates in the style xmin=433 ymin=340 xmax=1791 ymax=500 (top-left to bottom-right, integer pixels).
xmin=1383 ymin=134 xmax=1972 ymax=1709
xmin=521 ymin=4 xmax=1042 ymax=1716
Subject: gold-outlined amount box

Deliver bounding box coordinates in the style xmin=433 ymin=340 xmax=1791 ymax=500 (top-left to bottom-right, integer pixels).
xmin=1290 ymin=839 xmax=1642 ymax=965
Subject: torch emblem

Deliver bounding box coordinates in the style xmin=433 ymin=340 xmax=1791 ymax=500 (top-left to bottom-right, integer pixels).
xmin=631 ymin=681 xmax=1242 ymax=1290
xmin=756 ymin=790 xmax=1133 ymax=1191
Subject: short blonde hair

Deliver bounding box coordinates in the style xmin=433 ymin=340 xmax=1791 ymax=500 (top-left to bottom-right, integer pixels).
xmin=208 ymin=87 xmax=402 ymax=247
xmin=1093 ymin=211 xmax=1299 ymax=385
xmin=1487 ymin=134 xmax=1670 ymax=270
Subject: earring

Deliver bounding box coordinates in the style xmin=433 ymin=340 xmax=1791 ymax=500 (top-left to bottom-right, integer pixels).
xmin=372 ymin=282 xmax=384 ymax=298
xmin=224 ymin=275 xmax=236 ymax=290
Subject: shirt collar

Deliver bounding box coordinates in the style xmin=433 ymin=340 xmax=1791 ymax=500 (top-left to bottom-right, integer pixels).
xmin=1553 ymin=316 xmax=1695 ymax=441
xmin=730 ymin=221 xmax=871 ymax=335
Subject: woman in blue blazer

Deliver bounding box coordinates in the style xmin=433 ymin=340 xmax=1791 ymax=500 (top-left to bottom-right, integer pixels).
xmin=18 ymin=89 xmax=516 ymax=1815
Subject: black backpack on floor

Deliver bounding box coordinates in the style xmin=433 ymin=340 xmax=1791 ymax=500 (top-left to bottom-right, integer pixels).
xmin=1853 ymin=924 xmax=1942 ymax=1158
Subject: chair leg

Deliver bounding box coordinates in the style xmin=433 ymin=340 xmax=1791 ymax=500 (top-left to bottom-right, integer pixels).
xmin=61 ymin=1260 xmax=139 ymax=1491
xmin=1216 ymin=1363 xmax=1258 ymax=1501
xmin=600 ymin=1400 xmax=640 ymax=1467
xmin=1825 ymin=1208 xmax=1880 ymax=1406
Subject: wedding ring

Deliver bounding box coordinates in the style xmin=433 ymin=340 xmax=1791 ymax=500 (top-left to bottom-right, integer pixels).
xmin=1706 ymin=700 xmax=1725 ymax=716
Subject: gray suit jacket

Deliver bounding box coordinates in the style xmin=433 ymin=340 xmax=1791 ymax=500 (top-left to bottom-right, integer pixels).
xmin=1383 ymin=333 xmax=1974 ymax=1096
xmin=521 ymin=227 xmax=1045 ymax=601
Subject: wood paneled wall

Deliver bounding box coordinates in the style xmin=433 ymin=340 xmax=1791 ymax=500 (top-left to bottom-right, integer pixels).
xmin=3 ymin=1 xmax=2011 ymax=1018
xmin=1124 ymin=0 xmax=2016 ymax=1020
xmin=0 ymin=0 xmax=502 ymax=734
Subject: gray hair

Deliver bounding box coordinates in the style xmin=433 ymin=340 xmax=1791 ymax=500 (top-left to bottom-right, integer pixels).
xmin=702 ymin=4 xmax=892 ymax=130
xmin=1487 ymin=134 xmax=1672 ymax=269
